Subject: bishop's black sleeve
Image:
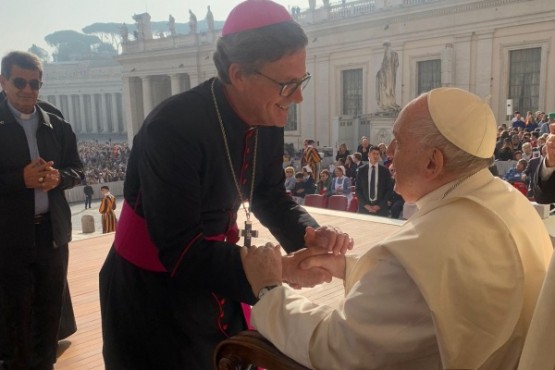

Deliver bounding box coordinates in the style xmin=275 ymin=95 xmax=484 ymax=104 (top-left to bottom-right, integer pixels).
xmin=251 ymin=128 xmax=319 ymax=253
xmin=137 ymin=113 xmax=257 ymax=305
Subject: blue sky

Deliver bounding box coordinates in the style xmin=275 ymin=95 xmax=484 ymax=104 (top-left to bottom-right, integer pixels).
xmin=1 ymin=0 xmax=312 ymax=59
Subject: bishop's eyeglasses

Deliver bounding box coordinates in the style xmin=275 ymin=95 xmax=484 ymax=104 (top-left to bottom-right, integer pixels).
xmin=255 ymin=71 xmax=311 ymax=97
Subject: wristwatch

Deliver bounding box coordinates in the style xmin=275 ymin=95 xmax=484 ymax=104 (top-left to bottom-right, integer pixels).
xmin=257 ymin=284 xmax=280 ymax=300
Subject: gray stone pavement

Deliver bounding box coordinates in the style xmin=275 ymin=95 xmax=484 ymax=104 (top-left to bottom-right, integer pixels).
xmin=69 ymin=199 xmax=122 ymax=242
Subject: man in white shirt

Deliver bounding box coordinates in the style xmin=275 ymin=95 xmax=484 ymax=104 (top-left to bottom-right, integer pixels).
xmin=242 ymin=88 xmax=553 ymax=370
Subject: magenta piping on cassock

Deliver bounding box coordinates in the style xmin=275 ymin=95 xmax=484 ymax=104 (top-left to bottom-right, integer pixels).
xmin=113 ymin=200 xmax=253 ymax=327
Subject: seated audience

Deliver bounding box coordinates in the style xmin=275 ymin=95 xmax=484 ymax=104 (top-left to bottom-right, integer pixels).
xmin=330 ymin=166 xmax=352 ymax=205
xmin=284 ymin=166 xmax=296 ymax=192
xmin=317 ymin=169 xmax=332 ymax=196
xmin=292 ymin=172 xmax=307 ymax=204
xmin=496 ymin=138 xmax=514 ymax=161
xmin=335 ymin=143 xmax=350 ymax=162
xmin=504 ymin=159 xmax=527 ymax=183
xmin=242 ymin=88 xmax=553 ymax=370
xmin=521 ymin=142 xmax=533 ymax=160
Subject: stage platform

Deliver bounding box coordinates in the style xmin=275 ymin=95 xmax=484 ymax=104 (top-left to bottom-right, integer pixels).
xmin=55 ymin=207 xmax=403 ymax=369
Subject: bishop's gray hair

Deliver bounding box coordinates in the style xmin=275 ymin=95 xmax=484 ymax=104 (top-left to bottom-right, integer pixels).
xmin=213 ymin=22 xmax=308 ymax=84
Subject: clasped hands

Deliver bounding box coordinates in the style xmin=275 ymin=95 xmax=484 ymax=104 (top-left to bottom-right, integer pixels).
xmin=241 ymin=226 xmax=353 ymax=298
xmin=23 ymin=158 xmax=61 ymax=192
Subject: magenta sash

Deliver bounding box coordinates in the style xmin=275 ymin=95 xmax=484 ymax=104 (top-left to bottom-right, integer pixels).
xmin=114 ymin=200 xmax=167 ymax=272
xmin=114 ymin=200 xmax=253 ymax=328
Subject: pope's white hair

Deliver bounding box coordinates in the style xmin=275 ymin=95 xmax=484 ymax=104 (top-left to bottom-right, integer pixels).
xmin=408 ymin=113 xmax=493 ymax=176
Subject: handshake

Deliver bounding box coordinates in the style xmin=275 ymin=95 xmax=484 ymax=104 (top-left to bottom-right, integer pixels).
xmin=241 ymin=226 xmax=354 ymax=299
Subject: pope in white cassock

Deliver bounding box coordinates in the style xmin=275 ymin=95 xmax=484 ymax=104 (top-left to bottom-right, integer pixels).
xmin=242 ymin=88 xmax=553 ymax=370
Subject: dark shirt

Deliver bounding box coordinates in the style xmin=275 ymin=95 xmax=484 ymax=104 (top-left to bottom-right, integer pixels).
xmin=496 ymin=147 xmax=514 ymax=161
xmin=335 ymin=150 xmax=350 ymax=162
xmin=512 ymin=119 xmax=526 ymax=129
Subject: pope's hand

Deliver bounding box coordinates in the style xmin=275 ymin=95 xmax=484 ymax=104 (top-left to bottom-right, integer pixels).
xmin=282 ymin=248 xmax=332 ymax=289
xmin=300 ymin=252 xmax=346 ymax=280
xmin=304 ymin=226 xmax=354 ymax=255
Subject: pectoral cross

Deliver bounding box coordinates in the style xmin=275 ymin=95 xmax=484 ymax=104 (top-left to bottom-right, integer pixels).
xmin=241 ymin=220 xmax=258 ymax=248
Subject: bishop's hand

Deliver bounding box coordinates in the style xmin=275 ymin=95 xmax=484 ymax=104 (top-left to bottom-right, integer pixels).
xmin=304 ymin=226 xmax=354 ymax=256
xmin=240 ymin=243 xmax=282 ymax=297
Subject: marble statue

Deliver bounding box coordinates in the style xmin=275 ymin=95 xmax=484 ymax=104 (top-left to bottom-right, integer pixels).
xmin=189 ymin=9 xmax=198 ymax=34
xmin=168 ymin=14 xmax=176 ymax=37
xmin=376 ymin=41 xmax=400 ymax=113
xmin=120 ymin=23 xmax=129 ymax=42
xmin=132 ymin=13 xmax=153 ymax=40
xmin=206 ymin=6 xmax=214 ymax=32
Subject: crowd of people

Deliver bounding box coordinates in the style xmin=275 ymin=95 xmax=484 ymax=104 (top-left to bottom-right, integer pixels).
xmin=494 ymin=110 xmax=555 ymax=196
xmin=285 ymin=110 xmax=555 ymax=218
xmin=285 ymin=137 xmax=403 ymax=219
xmin=78 ymin=141 xmax=130 ymax=184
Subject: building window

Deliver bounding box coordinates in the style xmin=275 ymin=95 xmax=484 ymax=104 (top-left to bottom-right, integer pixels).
xmin=508 ymin=47 xmax=541 ymax=114
xmin=285 ymin=104 xmax=298 ymax=131
xmin=342 ymin=69 xmax=363 ymax=116
xmin=417 ymin=59 xmax=441 ymax=95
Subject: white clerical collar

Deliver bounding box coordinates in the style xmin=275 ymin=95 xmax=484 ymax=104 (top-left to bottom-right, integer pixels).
xmin=7 ymin=101 xmax=37 ymax=120
xmin=415 ymin=168 xmax=490 ymax=210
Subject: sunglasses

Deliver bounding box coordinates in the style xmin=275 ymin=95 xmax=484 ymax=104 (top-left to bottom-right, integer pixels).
xmin=10 ymin=77 xmax=43 ymax=91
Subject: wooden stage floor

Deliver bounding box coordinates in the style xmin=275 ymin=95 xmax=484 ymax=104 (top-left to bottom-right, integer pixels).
xmin=55 ymin=207 xmax=402 ymax=369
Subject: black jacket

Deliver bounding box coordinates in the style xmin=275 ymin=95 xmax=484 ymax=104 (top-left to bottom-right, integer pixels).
xmin=0 ymin=99 xmax=83 ymax=253
xmin=356 ymin=163 xmax=394 ymax=213
xmin=533 ymin=157 xmax=555 ymax=204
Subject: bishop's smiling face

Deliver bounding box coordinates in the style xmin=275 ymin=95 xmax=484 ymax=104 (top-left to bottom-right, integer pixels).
xmin=235 ymin=48 xmax=308 ymax=127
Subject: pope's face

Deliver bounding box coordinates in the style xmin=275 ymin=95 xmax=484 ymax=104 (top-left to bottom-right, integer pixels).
xmin=0 ymin=65 xmax=41 ymax=114
xmin=388 ymin=96 xmax=430 ymax=203
xmin=241 ymin=48 xmax=307 ymax=127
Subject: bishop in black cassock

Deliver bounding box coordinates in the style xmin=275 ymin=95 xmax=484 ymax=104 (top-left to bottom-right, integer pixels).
xmin=99 ymin=78 xmax=319 ymax=369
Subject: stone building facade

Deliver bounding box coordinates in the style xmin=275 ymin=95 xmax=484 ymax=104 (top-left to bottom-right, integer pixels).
xmin=117 ymin=0 xmax=555 ymax=151
xmin=39 ymin=58 xmax=126 ymax=141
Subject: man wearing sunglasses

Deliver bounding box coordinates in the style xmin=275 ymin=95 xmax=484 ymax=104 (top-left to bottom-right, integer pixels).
xmin=0 ymin=51 xmax=83 ymax=370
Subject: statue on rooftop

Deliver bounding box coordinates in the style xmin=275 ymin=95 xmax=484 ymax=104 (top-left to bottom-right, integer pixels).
xmin=206 ymin=6 xmax=215 ymax=32
xmin=168 ymin=14 xmax=176 ymax=37
xmin=120 ymin=23 xmax=129 ymax=42
xmin=132 ymin=12 xmax=153 ymax=40
xmin=189 ymin=9 xmax=198 ymax=34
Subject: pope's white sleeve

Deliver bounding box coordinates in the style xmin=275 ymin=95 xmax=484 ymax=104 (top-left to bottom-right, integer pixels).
xmin=251 ymin=249 xmax=437 ymax=370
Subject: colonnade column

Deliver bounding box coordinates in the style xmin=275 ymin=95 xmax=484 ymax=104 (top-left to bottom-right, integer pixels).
xmin=65 ymin=95 xmax=76 ymax=132
xmin=170 ymin=74 xmax=181 ymax=95
xmin=111 ymin=93 xmax=119 ymax=133
xmin=90 ymin=95 xmax=98 ymax=133
xmin=101 ymin=93 xmax=110 ymax=133
xmin=79 ymin=94 xmax=88 ymax=133
xmin=142 ymin=76 xmax=153 ymax=117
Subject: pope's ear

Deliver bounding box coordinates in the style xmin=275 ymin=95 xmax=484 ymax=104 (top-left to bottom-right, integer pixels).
xmin=426 ymin=147 xmax=445 ymax=178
